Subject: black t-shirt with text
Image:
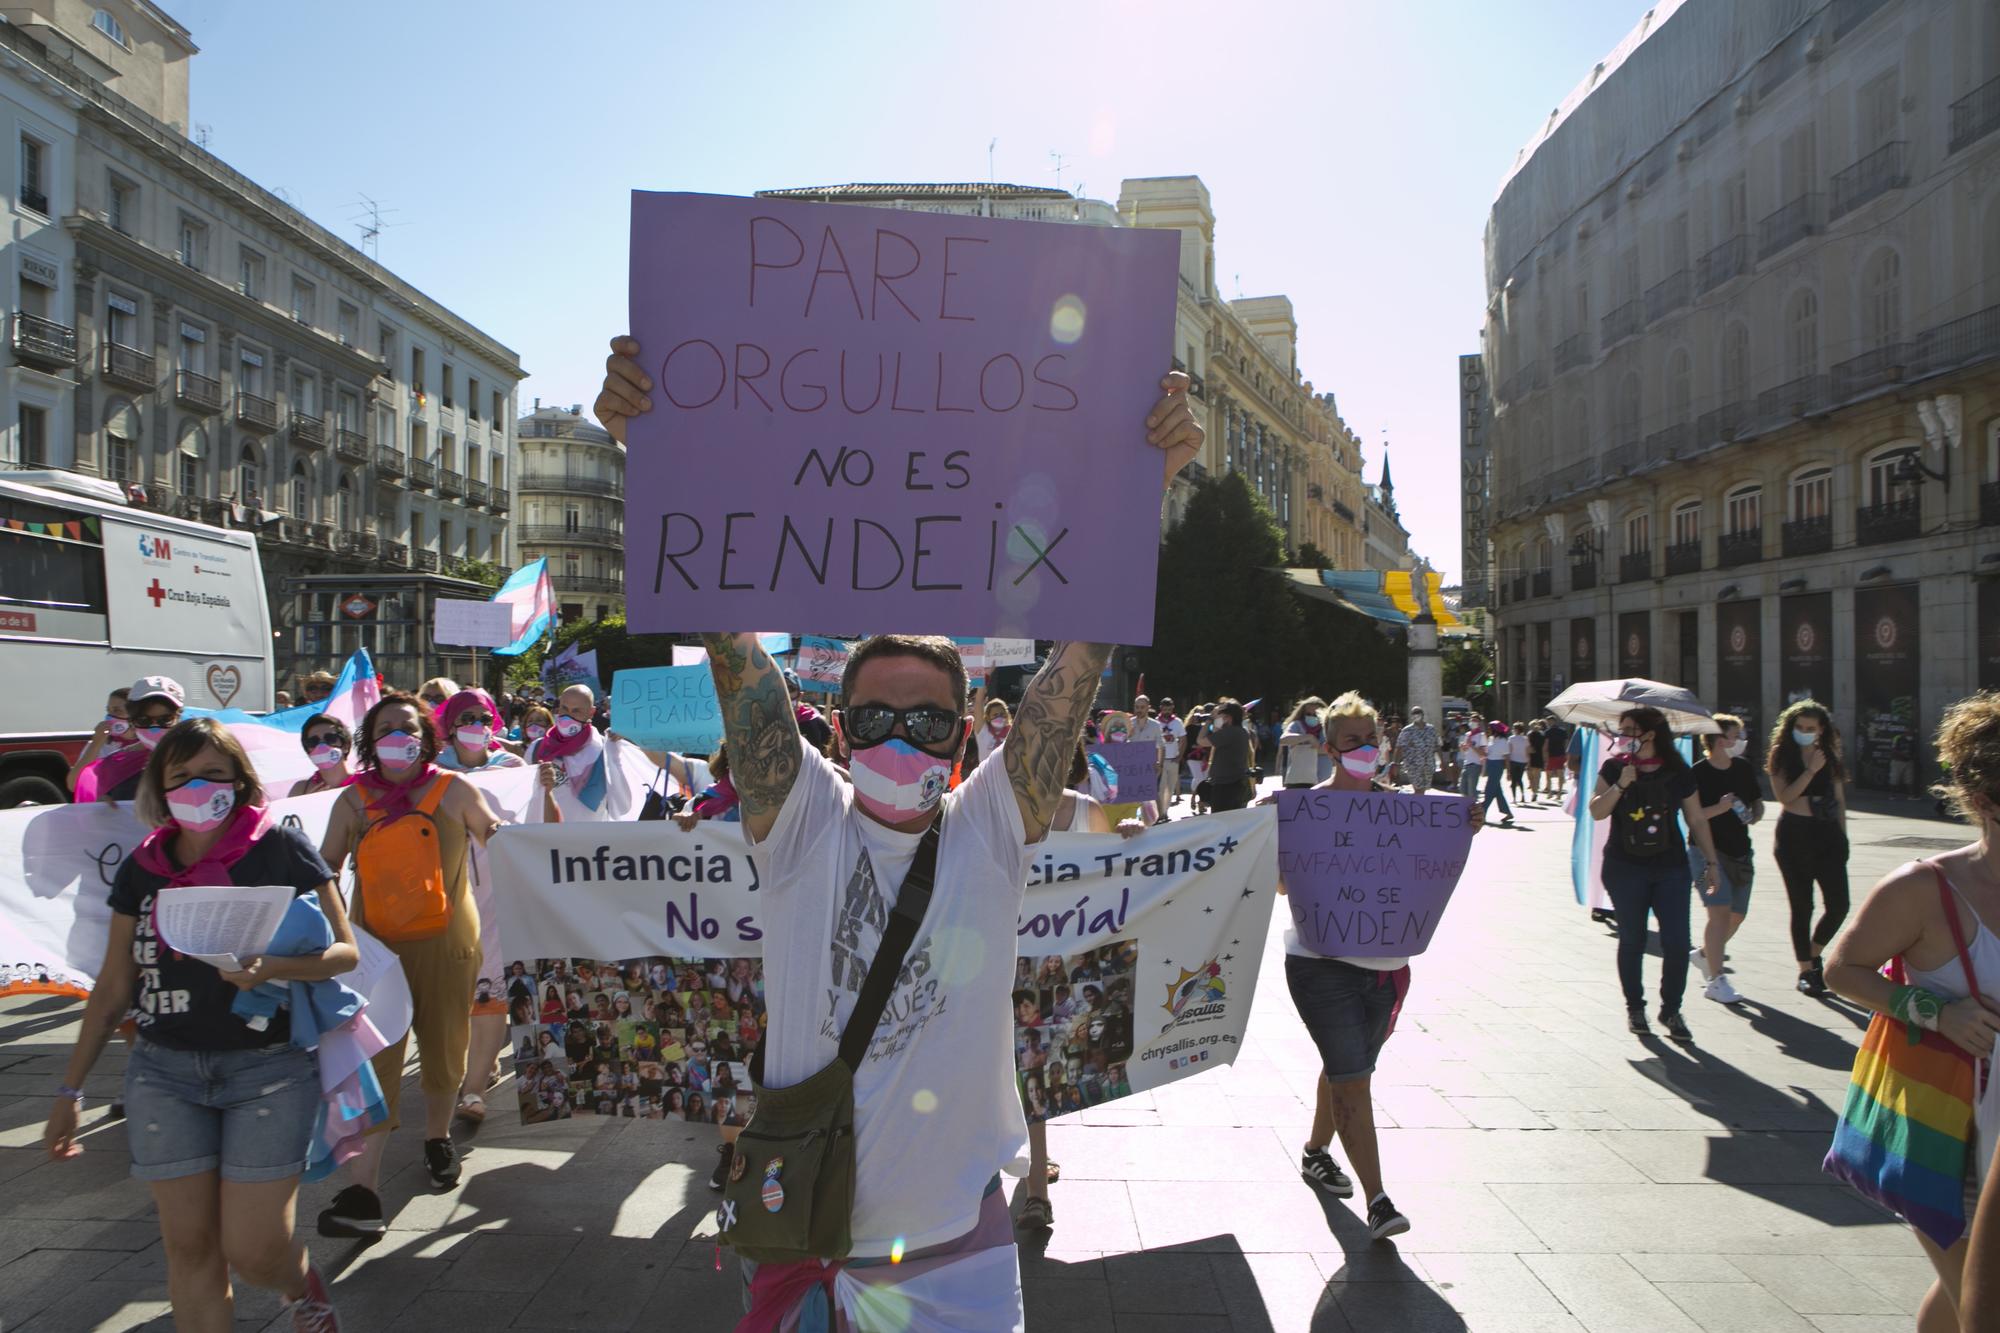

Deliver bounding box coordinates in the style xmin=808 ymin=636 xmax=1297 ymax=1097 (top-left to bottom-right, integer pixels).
xmin=1598 ymin=759 xmax=1699 ymax=864
xmin=107 ymin=824 xmax=335 ymax=1051
xmin=1692 ymin=759 xmax=1763 ymax=857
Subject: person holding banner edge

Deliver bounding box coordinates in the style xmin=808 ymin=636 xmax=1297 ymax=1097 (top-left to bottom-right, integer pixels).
xmin=595 ymin=336 xmax=1201 ymax=1331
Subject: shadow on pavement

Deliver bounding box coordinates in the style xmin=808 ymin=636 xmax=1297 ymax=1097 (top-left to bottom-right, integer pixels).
xmin=1734 ymin=998 xmax=1867 ymax=1068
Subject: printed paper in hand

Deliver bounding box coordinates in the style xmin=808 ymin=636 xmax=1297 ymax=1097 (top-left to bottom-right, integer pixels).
xmin=153 ymin=884 xmax=295 ymax=971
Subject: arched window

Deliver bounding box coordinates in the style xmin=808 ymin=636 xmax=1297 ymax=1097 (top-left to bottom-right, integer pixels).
xmin=336 ymin=476 xmax=353 ymax=531
xmin=1725 ymin=484 xmax=1762 ymax=535
xmin=1788 ymin=465 xmax=1832 ymax=521
xmin=1665 ymin=347 xmax=1692 ymax=424
xmin=1671 ymin=499 xmax=1702 ymax=547
xmin=1721 ymin=321 xmax=1750 ymax=404
xmin=1613 ymin=372 xmax=1641 ymax=446
xmin=1533 ymin=536 xmax=1552 ymax=572
xmin=1624 ymin=508 xmax=1652 ymax=556
xmin=176 ymin=422 xmax=205 ymax=499
xmin=1863 ymin=443 xmax=1917 ymax=508
xmin=1863 ymin=248 xmax=1902 ymax=346
xmin=237 ymin=443 xmax=260 ymax=505
xmin=91 ymin=8 xmax=129 ymax=47
xmin=290 ymin=460 xmax=311 ymax=519
xmin=1786 ymin=289 xmax=1819 ymax=379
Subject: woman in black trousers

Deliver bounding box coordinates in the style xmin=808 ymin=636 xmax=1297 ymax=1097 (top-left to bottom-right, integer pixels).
xmin=1766 ymin=700 xmax=1850 ymax=995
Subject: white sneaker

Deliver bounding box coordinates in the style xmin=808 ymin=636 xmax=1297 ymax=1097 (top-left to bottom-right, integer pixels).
xmin=1689 ymin=947 xmax=1710 ymax=981
xmin=1703 ymin=974 xmax=1742 ymax=1005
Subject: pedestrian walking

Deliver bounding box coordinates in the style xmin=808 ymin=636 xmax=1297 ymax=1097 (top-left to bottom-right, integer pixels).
xmin=1457 ymin=717 xmax=1486 ymax=800
xmin=1156 ymin=697 xmax=1186 ymax=819
xmin=1507 ymin=721 xmax=1529 ymax=803
xmin=1525 ymin=720 xmax=1547 ymax=801
xmin=1279 ymin=696 xmax=1331 ymax=788
xmin=1688 ymin=714 xmax=1762 ymax=1005
xmin=1587 ymin=707 xmax=1723 ymax=1039
xmin=1394 ymin=707 xmax=1439 ymax=793
xmin=1767 ymin=700 xmax=1851 ymax=996
xmin=1544 ymin=718 xmax=1570 ymax=799
xmin=1480 ymin=721 xmax=1515 ymax=825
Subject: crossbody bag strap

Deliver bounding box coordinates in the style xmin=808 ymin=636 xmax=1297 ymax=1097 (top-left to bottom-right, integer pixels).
xmin=1933 ymin=862 xmax=1983 ymax=1002
xmin=837 ymin=813 xmax=944 ymax=1072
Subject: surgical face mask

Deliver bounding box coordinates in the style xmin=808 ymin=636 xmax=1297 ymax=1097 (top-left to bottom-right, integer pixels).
xmin=555 ymin=716 xmax=585 ymax=738
xmin=1793 ymin=729 xmax=1818 ymax=749
xmin=455 ymin=725 xmax=492 ymax=748
xmin=164 ymin=777 xmax=235 ymax=832
xmin=1338 ymin=744 xmax=1380 ymax=779
xmin=847 ymin=737 xmax=952 ymax=824
xmin=526 ymin=724 xmax=547 ymax=740
xmin=375 ymin=729 xmax=424 ymax=770
xmin=1302 ymin=714 xmax=1322 ymax=734
xmin=989 ymin=718 xmax=1009 ymax=736
xmin=106 ymin=716 xmax=131 ymax=738
xmin=307 ymin=742 xmax=346 ymax=771
xmin=1727 ymin=737 xmax=1748 ymax=759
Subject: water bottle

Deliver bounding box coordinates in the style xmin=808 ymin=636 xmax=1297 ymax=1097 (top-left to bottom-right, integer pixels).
xmin=1730 ymin=797 xmax=1748 ymax=820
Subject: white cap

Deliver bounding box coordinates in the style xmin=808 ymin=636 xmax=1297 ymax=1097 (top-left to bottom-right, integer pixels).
xmin=127 ymin=675 xmax=185 ymax=707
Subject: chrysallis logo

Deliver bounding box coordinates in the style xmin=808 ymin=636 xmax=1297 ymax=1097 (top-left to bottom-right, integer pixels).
xmin=138 ymin=533 xmax=173 ymax=562
xmin=1874 ymin=615 xmax=1898 ymax=650
xmin=1163 ymin=960 xmax=1226 ymax=1022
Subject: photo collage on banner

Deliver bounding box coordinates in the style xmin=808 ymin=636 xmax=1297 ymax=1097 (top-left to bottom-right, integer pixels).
xmin=504 ymin=955 xmax=765 ymax=1127
xmin=1012 ymin=938 xmax=1138 ymax=1122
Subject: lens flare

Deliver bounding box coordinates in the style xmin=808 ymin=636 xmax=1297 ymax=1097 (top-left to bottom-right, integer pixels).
xmin=911 ymin=1088 xmax=939 ymax=1114
xmin=1049 ymin=295 xmax=1087 ymax=344
xmin=890 ymin=1235 xmax=907 ymax=1264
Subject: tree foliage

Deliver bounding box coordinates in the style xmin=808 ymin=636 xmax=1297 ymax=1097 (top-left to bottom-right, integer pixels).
xmin=1443 ymin=641 xmax=1494 ymax=703
xmin=444 ymin=557 xmax=503 ymax=588
xmin=502 ymin=614 xmax=683 ymax=690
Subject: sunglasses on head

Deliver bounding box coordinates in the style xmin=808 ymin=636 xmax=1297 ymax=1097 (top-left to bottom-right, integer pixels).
xmin=842 ymin=703 xmax=962 ymax=748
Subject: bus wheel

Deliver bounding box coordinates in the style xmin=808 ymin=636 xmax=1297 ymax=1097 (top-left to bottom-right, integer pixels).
xmin=0 ymin=774 xmax=66 ymax=808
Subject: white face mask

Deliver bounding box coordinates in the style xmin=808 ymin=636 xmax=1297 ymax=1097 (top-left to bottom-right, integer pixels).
xmin=1727 ymin=737 xmax=1748 ymax=758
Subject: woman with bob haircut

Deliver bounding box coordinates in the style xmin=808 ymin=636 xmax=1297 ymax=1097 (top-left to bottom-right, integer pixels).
xmin=44 ymin=717 xmax=356 ymax=1329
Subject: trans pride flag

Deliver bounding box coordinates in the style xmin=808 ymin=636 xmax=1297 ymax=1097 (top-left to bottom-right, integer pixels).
xmin=492 ymin=559 xmax=555 ymax=657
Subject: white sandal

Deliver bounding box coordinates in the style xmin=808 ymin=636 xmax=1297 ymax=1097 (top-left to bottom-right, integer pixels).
xmin=455 ymin=1094 xmax=487 ymax=1124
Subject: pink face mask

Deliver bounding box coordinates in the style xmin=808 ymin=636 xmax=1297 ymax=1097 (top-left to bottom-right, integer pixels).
xmin=554 ymin=716 xmax=585 ymax=738
xmin=375 ymin=729 xmax=424 ymax=770
xmin=137 ymin=726 xmax=169 ymax=750
xmin=308 ymin=743 xmax=346 ymax=771
xmin=848 ymin=738 xmax=952 ymax=824
xmin=1338 ymin=744 xmax=1379 ymax=779
xmin=106 ymin=716 xmax=131 ymax=738
xmin=164 ymin=778 xmax=236 ymax=832
xmin=526 ymin=725 xmax=547 ymax=740
xmin=455 ymin=725 xmax=492 ymax=748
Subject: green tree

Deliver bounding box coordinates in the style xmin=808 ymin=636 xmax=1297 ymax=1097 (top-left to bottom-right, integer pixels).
xmin=1293 ymin=541 xmax=1333 ymax=571
xmin=1443 ymin=641 xmax=1494 ymax=702
xmin=444 ymin=557 xmax=503 ymax=588
xmin=503 ymin=614 xmax=684 ymax=691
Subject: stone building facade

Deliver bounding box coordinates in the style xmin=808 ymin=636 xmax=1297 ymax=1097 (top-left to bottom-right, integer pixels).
xmin=516 ymin=402 xmax=624 ymax=624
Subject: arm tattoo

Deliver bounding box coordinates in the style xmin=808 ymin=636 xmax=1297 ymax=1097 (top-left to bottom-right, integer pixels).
xmin=700 ymin=633 xmax=801 ymax=818
xmin=1005 ymin=640 xmax=1113 ymax=833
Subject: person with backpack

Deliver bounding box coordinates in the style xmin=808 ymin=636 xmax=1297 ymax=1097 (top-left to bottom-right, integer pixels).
xmin=1587 ymin=707 xmax=1724 ymax=1039
xmin=313 ymin=692 xmax=508 ymax=1239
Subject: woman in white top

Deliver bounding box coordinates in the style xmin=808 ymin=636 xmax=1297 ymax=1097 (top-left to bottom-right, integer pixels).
xmin=1830 ymin=695 xmax=2000 ymax=1333
xmin=1506 ymin=721 xmax=1530 ymax=803
xmin=976 ymin=697 xmax=1012 ymax=766
xmin=1279 ymin=696 xmax=1332 ymax=788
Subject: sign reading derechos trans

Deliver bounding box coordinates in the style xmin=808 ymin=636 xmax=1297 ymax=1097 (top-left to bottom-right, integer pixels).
xmin=624 ymin=191 xmax=1178 ymax=642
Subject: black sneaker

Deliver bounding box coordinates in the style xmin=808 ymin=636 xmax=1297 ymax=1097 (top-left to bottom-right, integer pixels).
xmin=1799 ymin=960 xmax=1828 ymax=997
xmin=1300 ymin=1147 xmax=1354 ymax=1198
xmin=424 ymin=1136 xmax=461 ymax=1189
xmin=1366 ymin=1194 xmax=1410 ymax=1240
xmin=106 ymin=1100 xmax=124 ymax=1122
xmin=708 ymin=1140 xmax=735 ymax=1192
xmin=1658 ymin=1010 xmax=1693 ymax=1042
xmin=1626 ymin=1006 xmax=1650 ymax=1035
xmin=316 ymin=1184 xmax=386 ymax=1239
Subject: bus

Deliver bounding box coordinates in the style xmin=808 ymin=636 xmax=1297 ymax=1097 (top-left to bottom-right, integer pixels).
xmin=0 ymin=471 xmax=273 ymax=806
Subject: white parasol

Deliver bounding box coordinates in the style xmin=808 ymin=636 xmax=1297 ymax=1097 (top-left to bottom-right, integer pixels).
xmin=1544 ymin=678 xmax=1720 ymax=735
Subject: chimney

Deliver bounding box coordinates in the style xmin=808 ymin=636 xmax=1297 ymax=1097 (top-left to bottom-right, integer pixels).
xmin=534 ymin=396 xmax=541 ymax=410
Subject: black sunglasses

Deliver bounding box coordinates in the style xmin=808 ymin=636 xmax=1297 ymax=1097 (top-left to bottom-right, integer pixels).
xmin=305 ymin=732 xmax=348 ymax=750
xmin=842 ymin=704 xmax=962 ymax=748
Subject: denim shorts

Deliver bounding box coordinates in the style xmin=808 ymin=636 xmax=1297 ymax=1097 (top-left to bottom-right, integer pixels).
xmin=1284 ymin=955 xmax=1402 ymax=1083
xmin=1690 ymin=846 xmax=1756 ymax=915
xmin=123 ymin=1038 xmax=319 ymax=1183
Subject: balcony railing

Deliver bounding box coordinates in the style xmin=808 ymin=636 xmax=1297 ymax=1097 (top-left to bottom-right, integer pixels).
xmin=1497 ymin=361 xmax=1543 ymax=406
xmin=335 ymin=429 xmax=369 ymax=464
xmin=439 ymin=468 xmax=464 ymax=498
xmin=1644 ymin=422 xmax=1692 ymax=460
xmin=412 ymin=549 xmax=440 ymax=573
xmin=1644 ymin=271 xmax=1690 ymax=325
xmin=1832 ymin=0 xmax=1890 ymax=38
xmin=489 ymin=488 xmax=510 ymax=513
xmin=1913 ymin=304 xmax=2000 ymax=376
xmin=1754 ymin=374 xmax=1827 ymax=422
xmin=1664 ymin=539 xmax=1703 ymax=577
xmin=1570 ymin=559 xmax=1597 ymax=592
xmin=99 ymin=341 xmax=155 ymax=390
xmin=1695 ymin=402 xmax=1746 ymax=448
xmin=289 ymin=413 xmax=326 ymax=449
xmin=382 ymin=541 xmax=409 ymax=566
xmin=1620 ymin=550 xmax=1653 ymax=583
xmin=1781 ymin=516 xmax=1832 ymax=557
xmin=1758 ymin=194 xmax=1819 ymax=260
xmin=466 ymin=478 xmax=490 ymax=507
xmin=1600 ymin=299 xmax=1642 ymax=349
xmin=1507 ymin=576 xmax=1526 ymax=603
xmin=1718 ymin=527 xmax=1763 ymax=567
xmin=553 ymin=574 xmax=625 ymax=594
xmin=1831 ymin=343 xmax=1911 ymax=401
xmin=234 ymin=390 xmax=278 ymax=431
xmin=1831 ymin=142 xmax=1908 ymax=220
xmin=20 ymin=186 xmax=49 ymax=215
xmin=1856 ymin=496 xmax=1920 ymax=546
xmin=408 ymin=458 xmax=436 ymax=489
xmin=520 ymin=470 xmax=624 ymax=498
xmin=1697 ymin=235 xmax=1747 ymax=294
xmin=1553 ymin=332 xmax=1592 ymax=375
xmin=174 ymin=369 xmax=223 ymax=413
xmin=7 ymin=312 xmax=76 ymax=368
xmin=1983 ymin=483 xmax=2000 ymax=529
xmin=1950 ymin=75 xmax=2000 ymax=154
xmin=1531 ymin=570 xmax=1551 ymax=598
xmin=521 ymin=524 xmax=624 ymax=546
xmin=375 ymin=447 xmax=406 ymax=479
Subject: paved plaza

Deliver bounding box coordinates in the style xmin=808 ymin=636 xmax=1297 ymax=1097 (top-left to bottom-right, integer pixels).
xmin=0 ymin=787 xmax=1961 ymax=1331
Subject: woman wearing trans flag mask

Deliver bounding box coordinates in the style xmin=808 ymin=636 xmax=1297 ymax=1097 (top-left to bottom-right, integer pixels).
xmin=66 ymin=685 xmax=133 ymax=795
xmin=44 ymin=717 xmax=356 ymax=1331
xmin=76 ymin=675 xmax=184 ymax=802
xmin=287 ymin=714 xmax=356 ymax=798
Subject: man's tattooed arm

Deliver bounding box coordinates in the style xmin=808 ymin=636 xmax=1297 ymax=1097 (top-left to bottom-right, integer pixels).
xmin=1003 ymin=640 xmax=1114 ymax=843
xmin=701 ymin=633 xmax=802 ymax=842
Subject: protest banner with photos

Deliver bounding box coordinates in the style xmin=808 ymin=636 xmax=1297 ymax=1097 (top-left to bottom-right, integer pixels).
xmin=609 ymin=665 xmax=724 ymax=753
xmin=484 ymin=808 xmax=1278 ymax=1127
xmin=624 ymin=191 xmax=1180 ymax=642
xmin=432 ymin=598 xmax=516 ymax=649
xmin=793 ymin=635 xmax=850 ymax=693
xmin=1088 ymin=741 xmax=1161 ymax=805
xmin=1274 ymin=788 xmax=1478 ymax=958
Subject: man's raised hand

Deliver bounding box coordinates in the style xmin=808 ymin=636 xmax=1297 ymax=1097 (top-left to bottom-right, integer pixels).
xmin=593 ymin=336 xmax=651 ymax=444
xmin=1146 ymin=371 xmax=1203 ymax=493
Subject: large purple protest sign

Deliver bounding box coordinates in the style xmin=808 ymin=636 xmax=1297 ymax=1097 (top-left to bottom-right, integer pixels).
xmin=625 ymin=192 xmax=1179 ymax=641
xmin=1275 ymin=789 xmax=1477 ymax=958
xmin=1088 ymin=741 xmax=1160 ymax=805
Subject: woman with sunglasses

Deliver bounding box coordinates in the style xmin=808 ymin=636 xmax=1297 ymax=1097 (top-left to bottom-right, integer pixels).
xmin=77 ymin=676 xmax=184 ymax=802
xmin=287 ymin=715 xmax=355 ymax=798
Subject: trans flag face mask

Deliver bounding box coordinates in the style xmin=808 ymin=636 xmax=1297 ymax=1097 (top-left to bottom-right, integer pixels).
xmin=1337 ymin=744 xmax=1379 ymax=779
xmin=848 ymin=737 xmax=953 ymax=824
xmin=375 ymin=730 xmax=424 ymax=771
xmin=164 ymin=778 xmax=236 ymax=832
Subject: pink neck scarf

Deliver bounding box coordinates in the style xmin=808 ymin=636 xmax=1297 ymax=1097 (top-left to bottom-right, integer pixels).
xmin=536 ymin=719 xmax=594 ymax=762
xmin=354 ymin=764 xmax=442 ymax=823
xmin=131 ymin=802 xmax=276 ymax=887
xmin=76 ymin=746 xmax=149 ymax=803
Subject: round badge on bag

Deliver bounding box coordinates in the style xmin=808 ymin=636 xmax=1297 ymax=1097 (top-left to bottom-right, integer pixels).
xmin=729 ymin=1152 xmax=749 ymax=1183
xmin=761 ymin=1177 xmax=785 ymax=1212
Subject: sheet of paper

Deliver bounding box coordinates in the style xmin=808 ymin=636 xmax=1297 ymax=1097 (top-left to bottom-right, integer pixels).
xmin=153 ymin=883 xmax=294 ymax=971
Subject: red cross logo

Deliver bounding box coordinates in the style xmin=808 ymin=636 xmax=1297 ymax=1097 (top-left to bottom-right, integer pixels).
xmin=145 ymin=579 xmax=167 ymax=608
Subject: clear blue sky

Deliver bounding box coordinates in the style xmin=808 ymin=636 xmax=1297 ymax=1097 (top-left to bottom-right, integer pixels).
xmin=177 ymin=0 xmax=1648 ymax=583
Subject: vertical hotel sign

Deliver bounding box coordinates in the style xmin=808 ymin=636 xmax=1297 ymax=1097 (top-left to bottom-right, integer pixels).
xmin=1459 ymin=354 xmax=1491 ymax=609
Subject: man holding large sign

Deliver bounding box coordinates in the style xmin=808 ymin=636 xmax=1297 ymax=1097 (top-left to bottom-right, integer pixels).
xmin=594 ymin=287 xmax=1198 ymax=1327
xmin=619 ymin=191 xmax=1179 ymax=641
xmin=1273 ymin=691 xmax=1481 ymax=1246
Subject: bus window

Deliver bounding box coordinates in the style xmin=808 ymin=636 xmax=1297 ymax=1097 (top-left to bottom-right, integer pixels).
xmin=0 ymin=497 xmax=108 ymax=641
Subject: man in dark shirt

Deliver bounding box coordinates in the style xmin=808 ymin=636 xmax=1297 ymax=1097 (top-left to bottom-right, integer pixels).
xmin=1689 ymin=713 xmax=1764 ymax=1006
xmin=1204 ymin=700 xmax=1254 ymax=811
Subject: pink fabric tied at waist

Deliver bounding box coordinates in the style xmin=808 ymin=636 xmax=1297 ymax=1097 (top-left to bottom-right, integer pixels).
xmin=738 ymin=1259 xmax=842 ymax=1333
xmin=1382 ymin=964 xmax=1413 ymax=1040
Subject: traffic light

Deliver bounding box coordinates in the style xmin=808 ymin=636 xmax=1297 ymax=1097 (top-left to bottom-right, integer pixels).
xmin=1478 ymin=673 xmax=1495 ymax=692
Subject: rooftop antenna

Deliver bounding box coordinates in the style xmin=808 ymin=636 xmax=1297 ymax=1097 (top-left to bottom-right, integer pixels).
xmin=349 ymin=194 xmax=402 ymax=260
xmin=193 ymin=122 xmax=211 ymax=148
xmin=988 ymin=137 xmax=997 ymax=184
xmin=1049 ymin=150 xmax=1069 ymax=193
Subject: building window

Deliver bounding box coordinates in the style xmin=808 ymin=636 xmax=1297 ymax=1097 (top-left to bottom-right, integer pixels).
xmin=177 ymin=321 xmax=207 ymax=374
xmin=107 ymin=174 xmax=136 ymax=233
xmin=177 ymin=425 xmax=205 ymax=497
xmin=290 ymin=371 xmax=315 ymax=418
xmin=411 ymin=347 xmax=425 ymax=394
xmin=378 ymin=325 xmax=397 ymax=377
xmin=490 ymin=453 xmax=505 ymax=489
xmin=290 ymin=276 xmax=315 ymax=325
xmin=336 ymin=477 xmax=353 ymax=530
xmin=337 ymin=301 xmax=359 ymax=346
xmin=468 ymin=377 xmax=481 ymax=421
xmin=16 ymin=405 xmax=48 ymax=466
xmin=1613 ymin=373 xmax=1641 ymax=445
xmin=1864 ymin=446 xmax=1917 ymax=508
xmin=1625 ymin=510 xmax=1651 ymax=555
xmin=1721 ymin=321 xmax=1750 ymax=403
xmin=492 ymin=390 xmax=504 ymax=425
xmin=441 ymin=432 xmax=456 ymax=472
xmin=237 ymin=246 xmax=264 ymax=299
xmin=106 ymin=405 xmax=137 ymax=482
xmin=442 ymin=364 xmax=455 ymax=409
xmin=1671 ymin=501 xmax=1701 ymax=546
xmin=1725 ymin=484 xmax=1761 ymax=533
xmin=1789 ymin=466 xmax=1832 ymax=521
xmin=19 ymin=135 xmax=49 ymax=216
xmin=106 ymin=291 xmax=138 ymax=348
xmin=565 ymin=505 xmax=581 ymax=533
xmin=178 ymin=214 xmax=207 ymax=270
xmin=1864 ymin=248 xmax=1902 ymax=346
xmin=237 ymin=444 xmax=260 ymax=504
xmin=337 ymin=388 xmax=361 ymax=432
xmin=91 ymin=8 xmax=130 ymax=47
xmin=1786 ymin=289 xmax=1819 ymax=380
xmin=439 ymin=519 xmax=453 ymax=558
xmin=1665 ymin=347 xmax=1691 ymax=423
xmin=239 ymin=347 xmax=265 ymax=397
xmin=291 ymin=461 xmax=311 ymax=519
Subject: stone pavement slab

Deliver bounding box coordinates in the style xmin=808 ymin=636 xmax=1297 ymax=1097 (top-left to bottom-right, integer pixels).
xmin=0 ymin=788 xmax=1961 ymax=1329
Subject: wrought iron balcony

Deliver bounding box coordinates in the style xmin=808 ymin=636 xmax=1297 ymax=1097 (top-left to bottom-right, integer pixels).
xmin=521 ymin=524 xmax=624 ymax=546
xmin=1644 ymin=422 xmax=1692 ymax=459
xmin=1600 ymin=299 xmax=1642 ymax=349
xmin=1553 ymin=332 xmax=1592 ymax=375
xmin=1754 ymin=374 xmax=1827 ymax=421
xmin=1644 ymin=271 xmax=1690 ymax=325
xmin=1950 ymin=75 xmax=2000 ymax=154
xmin=234 ymin=390 xmax=277 ymax=431
xmin=289 ymin=413 xmax=327 ymax=449
xmin=1758 ymin=194 xmax=1819 ymax=260
xmin=1983 ymin=482 xmax=2000 ymax=529
xmin=1831 ymin=343 xmax=1911 ymax=401
xmin=1570 ymin=559 xmax=1598 ymax=591
xmin=1620 ymin=550 xmax=1653 ymax=583
xmin=1696 ymin=402 xmax=1746 ymax=448
xmin=382 ymin=541 xmax=409 ymax=566
xmin=99 ymin=341 xmax=155 ymax=390
xmin=489 ymin=488 xmax=510 ymax=513
xmin=1508 ymin=576 xmax=1527 ymax=603
xmin=375 ymin=447 xmax=406 ymax=479
xmin=1497 ymin=361 xmax=1543 ymax=405
xmin=1531 ymin=570 xmax=1551 ymax=598
xmin=1781 ymin=516 xmax=1832 ymax=557
xmin=1832 ymin=0 xmax=1890 ymax=38
xmin=335 ymin=429 xmax=369 ymax=464
xmin=350 ymin=532 xmax=380 ymax=558
xmin=466 ymin=478 xmax=490 ymax=507
xmin=1718 ymin=527 xmax=1763 ymax=567
xmin=408 ymin=458 xmax=436 ymax=489
xmin=1831 ymin=142 xmax=1908 ymax=220
xmin=439 ymin=468 xmax=464 ymax=498
xmin=1664 ymin=539 xmax=1703 ymax=577
xmin=20 ymin=186 xmax=49 ymax=216
xmin=1856 ymin=496 xmax=1920 ymax=546
xmin=1912 ymin=304 xmax=2000 ymax=377
xmin=1696 ymin=235 xmax=1748 ymax=294
xmin=412 ymin=549 xmax=440 ymax=573
xmin=520 ymin=470 xmax=623 ymax=498
xmin=174 ymin=369 xmax=223 ymax=413
xmin=9 ymin=312 xmax=78 ymax=369
xmin=553 ymin=574 xmax=625 ymax=594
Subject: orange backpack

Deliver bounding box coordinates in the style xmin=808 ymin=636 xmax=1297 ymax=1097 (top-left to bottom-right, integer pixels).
xmin=354 ymin=777 xmax=452 ymax=943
